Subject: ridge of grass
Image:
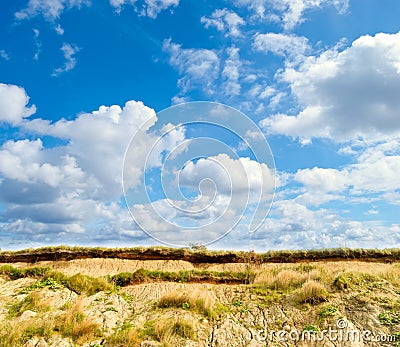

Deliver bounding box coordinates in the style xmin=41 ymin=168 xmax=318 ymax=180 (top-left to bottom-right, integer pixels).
xmin=2 ymin=246 xmax=400 ymax=264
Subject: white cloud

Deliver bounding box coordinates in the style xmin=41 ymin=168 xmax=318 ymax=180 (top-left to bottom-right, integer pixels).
xmin=254 ymin=199 xmax=399 ymax=250
xmin=179 ymin=153 xmax=275 ymax=202
xmin=292 ymin=140 xmax=400 ymax=206
xmin=0 ymin=50 xmax=10 ymax=60
xmin=109 ymin=0 xmax=178 ymax=18
xmin=234 ymin=0 xmax=348 ymax=30
xmin=55 ymin=24 xmax=64 ymax=35
xmin=141 ymin=0 xmax=179 ymax=18
xmin=201 ymin=8 xmax=245 ymax=38
xmin=0 ymin=83 xmax=36 ymax=125
xmin=26 ymin=100 xmax=156 ymax=199
xmin=162 ymin=38 xmax=220 ymax=95
xmin=0 ymin=139 xmax=63 ymax=187
xmin=0 ymin=97 xmax=159 ymax=245
xmin=33 ymin=28 xmax=42 ymax=60
xmin=52 ymin=43 xmax=79 ymax=76
xmin=253 ymin=32 xmax=310 ymax=60
xmin=262 ymin=32 xmax=400 ymax=142
xmin=15 ymin=0 xmax=89 ymax=21
xmin=221 ymin=46 xmax=242 ymax=96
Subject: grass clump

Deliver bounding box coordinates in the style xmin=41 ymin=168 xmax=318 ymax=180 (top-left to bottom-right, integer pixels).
xmin=158 ymin=290 xmax=215 ymax=318
xmin=333 ymin=271 xmax=382 ymax=290
xmin=7 ymin=291 xmax=50 ymax=318
xmin=271 ymin=270 xmax=308 ymax=291
xmin=54 ymin=299 xmax=101 ymax=344
xmin=104 ymin=322 xmax=141 ymax=347
xmin=0 ymin=319 xmax=53 ymax=347
xmin=293 ymin=280 xmax=329 ymax=304
xmin=42 ymin=271 xmax=114 ymax=295
xmin=141 ymin=317 xmax=196 ymax=345
xmin=0 ymin=265 xmax=49 ymax=280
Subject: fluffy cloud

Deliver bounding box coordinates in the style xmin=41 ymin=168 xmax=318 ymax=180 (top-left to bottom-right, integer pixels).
xmin=201 ymin=9 xmax=245 ymax=38
xmin=0 ymin=91 xmax=161 ymax=247
xmin=293 ymin=140 xmax=400 ymax=206
xmin=262 ymin=32 xmax=400 ymax=142
xmin=179 ymin=153 xmax=275 ymax=201
xmin=52 ymin=43 xmax=79 ymax=77
xmin=0 ymin=83 xmax=36 ymax=125
xmin=254 ymin=199 xmax=400 ymax=250
xmin=234 ymin=0 xmax=348 ymax=30
xmin=162 ymin=38 xmax=220 ymax=95
xmin=253 ymin=32 xmax=310 ymax=60
xmin=15 ymin=0 xmax=89 ymax=21
xmin=26 ymin=100 xmax=156 ymax=199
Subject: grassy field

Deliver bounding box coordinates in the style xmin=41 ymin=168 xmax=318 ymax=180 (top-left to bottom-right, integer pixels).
xmin=1 ymin=247 xmax=400 ymax=346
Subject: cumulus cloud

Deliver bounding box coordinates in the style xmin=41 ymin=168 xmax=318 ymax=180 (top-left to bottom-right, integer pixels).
xmin=201 ymin=8 xmax=245 ymax=38
xmin=262 ymin=32 xmax=400 ymax=142
xmin=0 ymin=83 xmax=36 ymax=125
xmin=179 ymin=153 xmax=275 ymax=202
xmin=15 ymin=0 xmax=89 ymax=21
xmin=26 ymin=100 xmax=156 ymax=199
xmin=253 ymin=32 xmax=310 ymax=60
xmin=234 ymin=0 xmax=348 ymax=30
xmin=52 ymin=43 xmax=79 ymax=76
xmin=0 ymin=91 xmax=161 ymax=246
xmin=254 ymin=199 xmax=400 ymax=250
xmin=162 ymin=38 xmax=220 ymax=95
xmin=292 ymin=140 xmax=400 ymax=206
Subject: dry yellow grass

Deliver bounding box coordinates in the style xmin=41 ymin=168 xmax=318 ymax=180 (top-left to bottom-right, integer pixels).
xmin=158 ymin=289 xmax=216 ymax=317
xmin=54 ymin=298 xmax=100 ymax=344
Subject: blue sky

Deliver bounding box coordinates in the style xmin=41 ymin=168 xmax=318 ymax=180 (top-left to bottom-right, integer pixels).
xmin=0 ymin=0 xmax=400 ymax=250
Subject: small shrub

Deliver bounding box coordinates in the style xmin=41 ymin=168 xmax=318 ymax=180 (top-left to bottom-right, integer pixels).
xmin=20 ymin=278 xmax=61 ymax=294
xmin=379 ymin=311 xmax=400 ymax=326
xmin=232 ymin=299 xmax=242 ymax=307
xmin=303 ymin=324 xmax=319 ymax=332
xmin=319 ymin=305 xmax=338 ymax=318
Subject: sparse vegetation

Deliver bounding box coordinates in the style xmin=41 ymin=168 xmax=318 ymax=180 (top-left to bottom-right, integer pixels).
xmin=54 ymin=299 xmax=101 ymax=344
xmin=158 ymin=290 xmax=215 ymax=318
xmin=104 ymin=322 xmax=141 ymax=347
xmin=7 ymin=291 xmax=50 ymax=318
